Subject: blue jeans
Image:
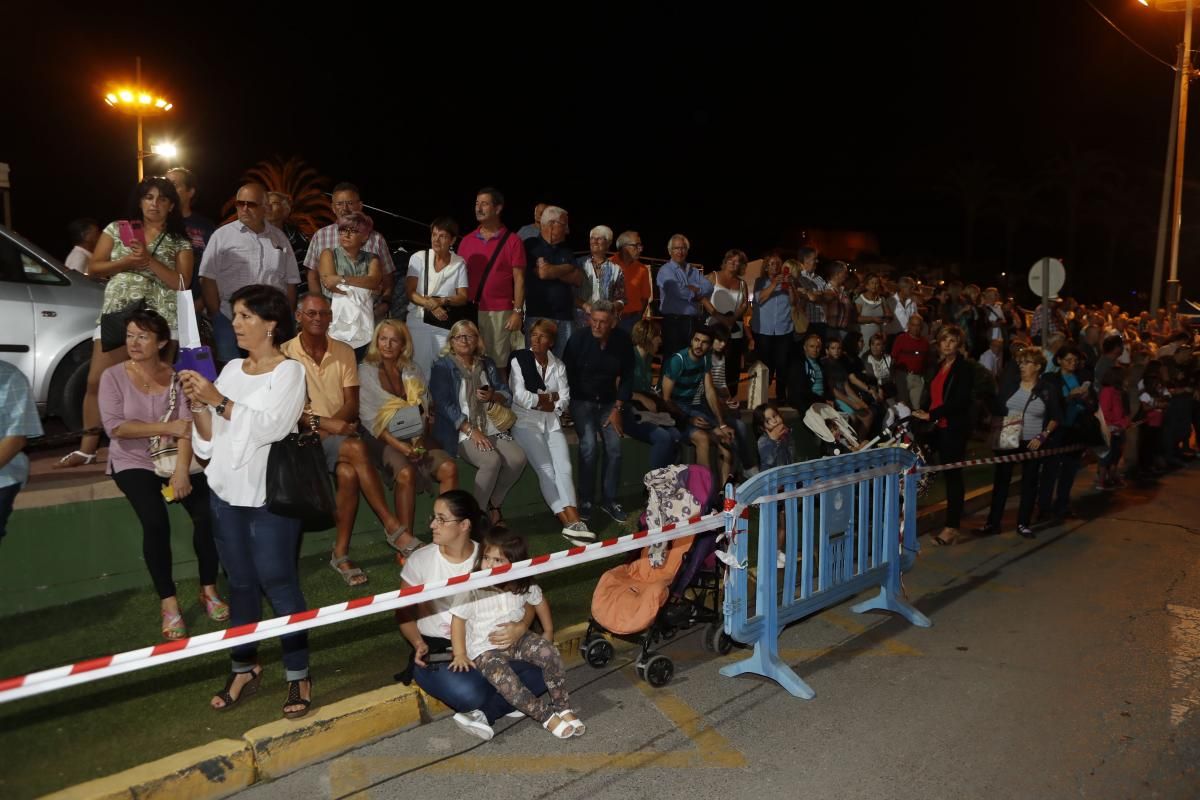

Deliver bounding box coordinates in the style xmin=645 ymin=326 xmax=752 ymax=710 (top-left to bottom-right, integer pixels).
xmin=413 ymin=659 xmax=548 ymax=724
xmin=524 ymin=317 xmax=573 ymax=359
xmin=685 ymin=406 xmax=751 ymax=473
xmin=209 ymin=495 xmax=309 ymax=679
xmin=572 ymin=400 xmax=622 ymax=506
xmin=211 ymin=312 xmax=246 ymax=363
xmin=623 ymin=408 xmax=683 ymax=470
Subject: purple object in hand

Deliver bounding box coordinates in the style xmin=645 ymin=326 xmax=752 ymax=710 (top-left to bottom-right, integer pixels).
xmin=176 ymin=346 xmax=218 ymax=382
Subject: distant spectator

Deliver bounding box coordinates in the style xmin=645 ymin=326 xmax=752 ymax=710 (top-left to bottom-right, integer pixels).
xmin=794 ymin=247 xmax=830 ymax=340
xmin=517 ymin=202 xmax=547 ymax=241
xmin=979 ymin=337 xmax=1004 ymax=378
xmin=59 ymin=176 xmax=194 ymax=469
xmin=823 ymin=262 xmax=854 ymax=342
xmin=304 ymin=182 xmax=397 ymax=316
xmin=166 ymin=167 xmax=217 ymax=260
xmin=0 ymin=361 xmax=42 ymax=544
xmin=64 ymin=218 xmax=99 ymax=275
xmin=656 ymin=234 xmax=713 ymax=359
xmin=750 ymin=249 xmax=796 ymax=405
xmin=890 ymin=313 xmax=929 ymax=410
xmin=886 ymin=276 xmax=919 ymax=345
xmin=854 ymin=273 xmax=891 ymax=353
xmin=754 ymin=401 xmax=792 ymax=471
xmin=1097 ymin=365 xmax=1130 ymax=491
xmin=460 ymin=188 xmax=526 ymax=380
xmin=265 ymin=192 xmax=310 ymax=274
xmin=509 ymin=319 xmax=593 ymax=544
xmin=626 ymin=318 xmax=683 ymax=469
xmin=1093 ymin=334 xmax=1125 ymax=389
xmin=575 ymin=225 xmax=625 ymax=327
xmin=316 ymin=211 xmax=384 ymax=358
xmin=406 ymin=217 xmax=470 ymax=378
xmin=282 ymin=293 xmax=418 ymax=587
xmin=613 ymin=230 xmax=653 ymax=334
xmin=99 ymin=309 xmax=224 ymax=640
xmin=523 ymin=206 xmax=582 ymax=358
xmin=707 ymin=249 xmax=750 ymax=392
xmin=199 ymin=183 xmax=300 ymax=363
xmin=662 ymin=326 xmax=745 ymax=485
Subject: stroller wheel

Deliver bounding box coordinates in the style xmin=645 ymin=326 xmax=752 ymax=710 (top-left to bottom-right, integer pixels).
xmin=704 ymin=621 xmax=734 ymax=655
xmin=583 ymin=637 xmax=614 ymax=668
xmin=640 ymin=654 xmax=674 ymax=687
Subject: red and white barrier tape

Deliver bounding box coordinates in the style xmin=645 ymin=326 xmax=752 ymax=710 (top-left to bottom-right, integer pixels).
xmin=913 ymin=443 xmax=1086 ymax=474
xmin=0 ymin=513 xmax=726 ymax=705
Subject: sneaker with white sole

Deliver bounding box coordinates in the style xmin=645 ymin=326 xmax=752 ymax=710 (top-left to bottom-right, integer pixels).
xmin=452 ymin=709 xmax=494 ymax=740
xmin=504 ymin=710 xmax=524 ymax=719
xmin=562 ymin=521 xmax=596 ymax=543
xmin=777 ymin=550 xmax=787 ymax=569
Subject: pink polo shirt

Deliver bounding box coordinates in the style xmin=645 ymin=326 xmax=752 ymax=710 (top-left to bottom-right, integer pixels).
xmin=458 ymin=226 xmax=526 ymax=312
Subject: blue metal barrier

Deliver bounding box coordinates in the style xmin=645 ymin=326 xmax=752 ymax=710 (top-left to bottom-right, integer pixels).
xmin=721 ymin=446 xmax=930 ymax=698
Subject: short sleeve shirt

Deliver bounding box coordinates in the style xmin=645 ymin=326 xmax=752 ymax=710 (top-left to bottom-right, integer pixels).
xmin=0 ymin=362 xmax=42 ymax=488
xmin=99 ymin=221 xmax=193 ymax=329
xmin=664 ymin=350 xmax=710 ymax=407
xmin=458 ymin=227 xmax=526 ymax=312
xmin=523 ymin=237 xmax=579 ymax=320
xmin=280 ymin=336 xmax=359 ymax=418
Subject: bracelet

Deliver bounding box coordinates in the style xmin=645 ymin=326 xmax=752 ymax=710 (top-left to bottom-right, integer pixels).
xmin=188 ymin=403 xmax=206 ymax=413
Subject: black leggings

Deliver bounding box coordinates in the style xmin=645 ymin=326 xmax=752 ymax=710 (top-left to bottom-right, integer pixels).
xmin=112 ymin=469 xmax=219 ymax=599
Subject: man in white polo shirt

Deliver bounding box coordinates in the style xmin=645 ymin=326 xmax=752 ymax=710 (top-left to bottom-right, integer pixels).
xmin=198 ymin=183 xmax=300 ymax=362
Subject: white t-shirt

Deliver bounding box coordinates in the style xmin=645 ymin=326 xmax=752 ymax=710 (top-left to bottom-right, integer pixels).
xmin=190 ymin=359 xmax=306 ymax=507
xmin=399 ymin=542 xmax=480 ymax=640
xmin=450 ymin=584 xmax=544 ymax=660
xmin=407 ymin=251 xmax=468 ymax=328
xmin=64 ymin=245 xmax=91 ymax=274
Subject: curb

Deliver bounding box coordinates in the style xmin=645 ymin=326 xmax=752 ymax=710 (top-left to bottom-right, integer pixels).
xmin=42 ymin=622 xmax=594 ymax=800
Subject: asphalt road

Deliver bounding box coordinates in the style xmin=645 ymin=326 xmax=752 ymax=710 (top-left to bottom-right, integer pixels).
xmin=235 ymin=465 xmax=1200 ymax=800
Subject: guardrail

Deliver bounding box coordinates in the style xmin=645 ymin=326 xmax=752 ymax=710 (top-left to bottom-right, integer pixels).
xmin=721 ymin=446 xmax=930 ymax=699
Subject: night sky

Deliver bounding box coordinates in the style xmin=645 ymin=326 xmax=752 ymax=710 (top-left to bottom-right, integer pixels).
xmin=4 ymin=2 xmax=1195 ymax=305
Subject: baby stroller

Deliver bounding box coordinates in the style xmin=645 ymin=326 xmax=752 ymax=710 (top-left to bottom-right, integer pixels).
xmin=580 ymin=464 xmax=732 ymax=687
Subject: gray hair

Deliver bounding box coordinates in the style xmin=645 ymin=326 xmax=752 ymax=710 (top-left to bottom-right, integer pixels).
xmin=589 ymin=225 xmax=613 ymax=242
xmin=591 ymin=299 xmax=616 ymax=315
xmin=616 ymin=230 xmax=640 ymax=249
xmin=667 ymin=233 xmax=691 ymax=251
xmin=266 ymin=191 xmax=292 ymax=207
xmin=540 ymin=206 xmax=567 ymax=225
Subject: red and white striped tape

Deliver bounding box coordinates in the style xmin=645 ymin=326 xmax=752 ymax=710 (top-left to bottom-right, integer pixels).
xmin=913 ymin=443 xmax=1086 ymax=474
xmin=0 ymin=513 xmax=726 ymax=705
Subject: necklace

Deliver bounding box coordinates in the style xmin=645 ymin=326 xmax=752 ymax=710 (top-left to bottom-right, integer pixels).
xmin=128 ymin=360 xmax=158 ymax=391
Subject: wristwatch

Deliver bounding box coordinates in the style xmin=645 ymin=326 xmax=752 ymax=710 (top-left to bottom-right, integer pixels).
xmin=214 ymin=396 xmax=230 ymax=416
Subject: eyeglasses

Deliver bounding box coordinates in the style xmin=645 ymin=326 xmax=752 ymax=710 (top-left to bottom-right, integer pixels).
xmin=234 ymin=200 xmax=261 ymax=209
xmin=429 ymin=513 xmax=462 ymax=526
xmin=451 ymin=334 xmax=477 ymax=342
xmin=338 ymin=227 xmax=359 ymax=235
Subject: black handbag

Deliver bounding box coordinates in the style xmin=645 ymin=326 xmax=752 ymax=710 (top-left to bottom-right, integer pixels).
xmin=422 ymin=249 xmax=475 ymax=330
xmin=266 ymin=407 xmax=336 ymax=532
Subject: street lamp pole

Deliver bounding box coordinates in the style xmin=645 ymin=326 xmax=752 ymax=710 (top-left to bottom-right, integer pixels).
xmin=1152 ymin=43 xmax=1183 ymax=312
xmin=1167 ymin=0 xmax=1195 ymax=307
xmin=135 ymin=57 xmax=144 ymax=181
xmin=103 ymin=57 xmax=173 ymax=181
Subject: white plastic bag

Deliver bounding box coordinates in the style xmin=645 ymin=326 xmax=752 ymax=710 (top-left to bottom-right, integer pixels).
xmin=328 ymin=285 xmax=374 ymax=349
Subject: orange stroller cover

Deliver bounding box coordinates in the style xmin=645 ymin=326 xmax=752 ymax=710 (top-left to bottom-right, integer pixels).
xmin=590 ymin=465 xmax=702 ymax=635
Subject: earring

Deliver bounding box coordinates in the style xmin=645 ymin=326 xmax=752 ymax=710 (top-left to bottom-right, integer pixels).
xmin=268 ymin=329 xmax=274 ymax=339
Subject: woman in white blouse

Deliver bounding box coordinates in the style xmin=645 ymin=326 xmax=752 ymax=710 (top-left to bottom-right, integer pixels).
xmin=407 ymin=217 xmax=470 ymax=378
xmin=509 ymin=320 xmax=593 ymax=544
xmin=180 ymin=284 xmax=313 ymax=720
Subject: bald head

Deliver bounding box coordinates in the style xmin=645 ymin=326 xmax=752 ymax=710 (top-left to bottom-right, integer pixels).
xmin=235 ymin=183 xmax=269 ymax=232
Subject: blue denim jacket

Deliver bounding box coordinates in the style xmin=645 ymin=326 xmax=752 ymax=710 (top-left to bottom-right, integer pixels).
xmin=429 ymin=354 xmax=509 ymax=458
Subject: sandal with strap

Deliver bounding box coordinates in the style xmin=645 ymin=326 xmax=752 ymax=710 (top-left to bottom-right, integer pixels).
xmin=330 ymin=554 xmax=368 ymax=587
xmin=559 ymin=709 xmax=586 ymax=736
xmin=200 ymin=592 xmax=230 ymax=622
xmin=161 ymin=608 xmax=187 ymax=641
xmin=283 ymin=677 xmax=313 ymax=719
xmin=55 ymin=450 xmax=97 ymax=468
xmin=212 ymin=666 xmax=262 ymax=711
xmin=543 ymin=712 xmax=576 ymax=740
xmin=385 ymin=527 xmax=427 ymax=560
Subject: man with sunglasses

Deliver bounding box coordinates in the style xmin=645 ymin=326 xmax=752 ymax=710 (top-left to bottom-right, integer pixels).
xmin=198 ymin=183 xmax=300 ymax=362
xmin=304 ymin=182 xmax=397 ymax=317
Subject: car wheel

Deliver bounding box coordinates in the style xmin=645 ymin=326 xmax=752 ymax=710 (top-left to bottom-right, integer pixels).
xmin=58 ymin=356 xmax=91 ymax=432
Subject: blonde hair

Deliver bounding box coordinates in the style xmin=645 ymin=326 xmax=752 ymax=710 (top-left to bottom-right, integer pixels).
xmin=782 ymin=258 xmax=803 ymax=278
xmin=363 ymin=319 xmax=414 ymax=366
xmin=530 ymin=318 xmax=559 ymax=344
xmin=439 ymin=320 xmax=484 ymax=357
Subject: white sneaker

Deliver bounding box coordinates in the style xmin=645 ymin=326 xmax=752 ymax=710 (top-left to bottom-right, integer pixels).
xmin=561 ymin=521 xmax=596 ymax=543
xmin=777 ymin=550 xmax=787 ymax=569
xmin=452 ymin=709 xmax=494 ymax=740
xmin=504 ymin=710 xmax=524 ymax=719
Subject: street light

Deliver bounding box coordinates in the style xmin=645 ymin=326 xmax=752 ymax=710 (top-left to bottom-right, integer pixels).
xmin=103 ymin=57 xmax=174 ymax=181
xmin=150 ymin=142 xmax=177 ymax=159
xmin=1144 ymin=0 xmax=1195 ymax=310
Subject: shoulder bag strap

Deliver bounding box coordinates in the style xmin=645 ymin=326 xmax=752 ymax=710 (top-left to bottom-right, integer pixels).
xmin=474 ymin=229 xmax=512 ymax=304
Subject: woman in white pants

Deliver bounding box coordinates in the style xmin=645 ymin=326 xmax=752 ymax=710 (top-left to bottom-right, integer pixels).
xmin=407 ymin=217 xmax=469 ymax=379
xmin=509 ymin=320 xmax=594 ymax=544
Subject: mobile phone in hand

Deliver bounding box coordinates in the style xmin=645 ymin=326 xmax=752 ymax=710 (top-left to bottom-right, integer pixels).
xmin=118 ymin=220 xmax=145 ymax=247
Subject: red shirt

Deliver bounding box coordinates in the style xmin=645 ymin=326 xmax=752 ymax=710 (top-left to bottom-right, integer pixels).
xmin=891 ymin=332 xmax=929 ymax=375
xmin=458 ymin=226 xmax=526 ymax=312
xmin=930 ymin=363 xmax=950 ymax=429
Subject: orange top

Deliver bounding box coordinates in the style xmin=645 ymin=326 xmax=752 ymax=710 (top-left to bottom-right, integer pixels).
xmin=615 ymin=254 xmax=652 ymax=316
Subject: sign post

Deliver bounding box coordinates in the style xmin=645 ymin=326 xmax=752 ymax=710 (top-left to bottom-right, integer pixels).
xmin=1028 ymin=257 xmax=1065 ymax=340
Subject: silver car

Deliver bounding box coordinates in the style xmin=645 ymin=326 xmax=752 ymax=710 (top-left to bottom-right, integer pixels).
xmin=0 ymin=225 xmax=103 ymax=430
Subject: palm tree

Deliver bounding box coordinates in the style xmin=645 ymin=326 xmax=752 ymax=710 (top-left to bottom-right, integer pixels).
xmin=220 ymin=155 xmax=334 ymax=235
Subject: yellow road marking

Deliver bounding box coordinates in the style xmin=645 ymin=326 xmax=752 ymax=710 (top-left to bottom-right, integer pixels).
xmin=626 ymin=668 xmax=748 ymax=768
xmin=821 ymin=611 xmax=923 ymax=656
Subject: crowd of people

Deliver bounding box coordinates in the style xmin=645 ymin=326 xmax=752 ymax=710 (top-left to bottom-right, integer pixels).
xmin=35 ymin=171 xmax=1200 ymax=739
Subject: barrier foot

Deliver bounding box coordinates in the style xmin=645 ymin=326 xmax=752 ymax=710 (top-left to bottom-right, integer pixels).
xmin=719 ymin=641 xmax=816 ymax=699
xmin=851 ymin=587 xmax=932 ymax=628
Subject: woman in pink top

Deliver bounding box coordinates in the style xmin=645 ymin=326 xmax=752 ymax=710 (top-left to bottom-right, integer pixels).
xmin=99 ymin=310 xmax=225 ymax=641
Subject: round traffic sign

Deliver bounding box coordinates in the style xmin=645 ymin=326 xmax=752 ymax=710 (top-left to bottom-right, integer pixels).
xmin=1028 ymin=257 xmax=1065 ymax=299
